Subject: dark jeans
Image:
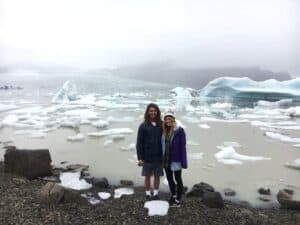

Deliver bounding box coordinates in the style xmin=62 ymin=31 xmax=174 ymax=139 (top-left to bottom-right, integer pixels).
xmin=165 ymin=168 xmax=183 ymax=200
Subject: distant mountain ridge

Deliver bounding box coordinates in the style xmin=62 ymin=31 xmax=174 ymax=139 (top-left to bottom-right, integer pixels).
xmin=111 ymin=64 xmax=291 ymax=89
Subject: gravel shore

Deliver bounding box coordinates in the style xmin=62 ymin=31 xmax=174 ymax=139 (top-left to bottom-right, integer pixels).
xmin=0 ymin=162 xmax=299 ymax=225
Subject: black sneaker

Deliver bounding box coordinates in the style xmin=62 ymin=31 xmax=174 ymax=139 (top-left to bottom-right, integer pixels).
xmin=152 ymin=195 xmax=160 ymax=200
xmin=145 ymin=195 xmax=152 ymax=201
xmin=169 ymin=197 xmax=181 ymax=207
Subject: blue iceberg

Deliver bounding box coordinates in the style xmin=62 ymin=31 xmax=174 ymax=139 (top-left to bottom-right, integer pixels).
xmin=200 ymin=77 xmax=300 ymax=104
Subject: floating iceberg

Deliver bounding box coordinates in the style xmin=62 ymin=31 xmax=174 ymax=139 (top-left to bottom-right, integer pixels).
xmin=265 ymin=132 xmax=300 ymax=143
xmin=214 ymin=146 xmax=271 ymax=165
xmin=88 ymin=128 xmax=134 ymax=137
xmin=52 ymin=80 xmax=78 ymax=103
xmin=200 ymin=77 xmax=300 ymax=103
xmin=67 ymin=133 xmax=85 ymax=142
xmin=170 ymin=87 xmax=199 ymax=111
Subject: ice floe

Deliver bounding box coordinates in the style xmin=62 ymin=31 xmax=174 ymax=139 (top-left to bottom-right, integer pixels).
xmin=52 ymin=80 xmax=78 ymax=103
xmin=199 ymin=124 xmax=210 ymax=129
xmin=114 ymin=187 xmax=134 ymax=198
xmin=92 ymin=120 xmax=109 ymax=128
xmin=67 ymin=133 xmax=85 ymax=142
xmin=98 ymin=192 xmax=111 ymax=200
xmin=59 ymin=172 xmax=92 ymax=190
xmin=214 ymin=146 xmax=271 ymax=165
xmin=189 ymin=152 xmax=204 ymax=160
xmin=0 ymin=103 xmax=17 ymax=112
xmin=286 ymin=106 xmax=300 ymax=117
xmin=103 ymin=139 xmax=113 ymax=147
xmin=170 ymin=87 xmax=199 ymax=111
xmin=144 ymin=200 xmax=169 ymax=216
xmin=120 ymin=143 xmax=135 ymax=151
xmin=284 ymin=158 xmax=300 ymax=170
xmin=63 ymin=109 xmax=99 ymax=120
xmin=265 ymin=132 xmax=300 ymax=143
xmin=88 ymin=128 xmax=134 ymax=137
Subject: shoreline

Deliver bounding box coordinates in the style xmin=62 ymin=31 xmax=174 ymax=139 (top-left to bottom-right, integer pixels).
xmin=1 ymin=161 xmax=300 ymax=225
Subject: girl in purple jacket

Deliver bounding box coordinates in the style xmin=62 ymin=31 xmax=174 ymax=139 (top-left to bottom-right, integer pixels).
xmin=162 ymin=111 xmax=187 ymax=207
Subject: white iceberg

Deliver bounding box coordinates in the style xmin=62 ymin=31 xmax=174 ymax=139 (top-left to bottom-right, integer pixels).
xmin=284 ymin=158 xmax=300 ymax=170
xmin=200 ymin=77 xmax=300 ymax=102
xmin=67 ymin=133 xmax=85 ymax=142
xmin=92 ymin=120 xmax=109 ymax=128
xmin=59 ymin=172 xmax=92 ymax=190
xmin=265 ymin=132 xmax=300 ymax=143
xmin=286 ymin=106 xmax=300 ymax=117
xmin=170 ymin=87 xmax=199 ymax=111
xmin=114 ymin=187 xmax=134 ymax=198
xmin=120 ymin=143 xmax=135 ymax=151
xmin=88 ymin=128 xmax=134 ymax=137
xmin=214 ymin=146 xmax=271 ymax=165
xmin=144 ymin=200 xmax=169 ymax=216
xmin=103 ymin=139 xmax=113 ymax=147
xmin=199 ymin=124 xmax=210 ymax=129
xmin=0 ymin=103 xmax=17 ymax=112
xmin=52 ymin=80 xmax=78 ymax=103
xmin=98 ymin=192 xmax=111 ymax=200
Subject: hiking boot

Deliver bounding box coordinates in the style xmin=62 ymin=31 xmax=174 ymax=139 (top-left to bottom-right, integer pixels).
xmin=169 ymin=197 xmax=181 ymax=207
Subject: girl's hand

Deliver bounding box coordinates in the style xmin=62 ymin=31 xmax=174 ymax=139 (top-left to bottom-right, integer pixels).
xmin=137 ymin=160 xmax=144 ymax=166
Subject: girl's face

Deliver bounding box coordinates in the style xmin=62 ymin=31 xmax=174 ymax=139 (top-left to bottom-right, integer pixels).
xmin=164 ymin=116 xmax=174 ymax=127
xmin=148 ymin=107 xmax=158 ymax=120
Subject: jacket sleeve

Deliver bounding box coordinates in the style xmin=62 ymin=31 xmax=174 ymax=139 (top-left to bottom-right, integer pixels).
xmin=180 ymin=128 xmax=188 ymax=169
xmin=136 ymin=124 xmax=144 ymax=161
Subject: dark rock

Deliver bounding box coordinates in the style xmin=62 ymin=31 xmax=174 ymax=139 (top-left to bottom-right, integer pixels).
xmin=4 ymin=148 xmax=52 ymax=180
xmin=186 ymin=182 xmax=214 ymax=198
xmin=283 ymin=188 xmax=294 ymax=195
xmin=40 ymin=182 xmax=64 ymax=204
xmin=202 ymin=191 xmax=224 ymax=208
xmin=258 ymin=196 xmax=271 ymax=202
xmin=258 ymin=187 xmax=271 ymax=195
xmin=91 ymin=177 xmax=109 ymax=188
xmin=63 ymin=188 xmax=87 ymax=204
xmin=277 ymin=189 xmax=300 ymax=210
xmin=224 ymin=188 xmax=236 ymax=196
xmin=120 ymin=180 xmax=134 ymax=186
xmin=66 ymin=164 xmax=89 ymax=172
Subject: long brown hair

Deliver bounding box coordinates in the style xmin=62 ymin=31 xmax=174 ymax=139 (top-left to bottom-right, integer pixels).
xmin=163 ymin=116 xmax=176 ymax=139
xmin=143 ymin=103 xmax=163 ymax=128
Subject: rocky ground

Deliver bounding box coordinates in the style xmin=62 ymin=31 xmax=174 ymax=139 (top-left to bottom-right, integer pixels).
xmin=0 ymin=162 xmax=300 ymax=225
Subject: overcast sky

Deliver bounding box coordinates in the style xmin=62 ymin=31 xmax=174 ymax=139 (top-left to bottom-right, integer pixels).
xmin=0 ymin=0 xmax=299 ymax=73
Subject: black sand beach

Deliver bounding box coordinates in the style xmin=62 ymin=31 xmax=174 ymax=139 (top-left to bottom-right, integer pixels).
xmin=0 ymin=161 xmax=299 ymax=225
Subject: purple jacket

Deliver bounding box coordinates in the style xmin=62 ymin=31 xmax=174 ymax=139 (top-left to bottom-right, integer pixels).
xmin=162 ymin=126 xmax=188 ymax=169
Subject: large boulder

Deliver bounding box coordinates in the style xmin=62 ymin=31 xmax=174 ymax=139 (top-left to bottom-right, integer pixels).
xmin=202 ymin=191 xmax=224 ymax=209
xmin=4 ymin=147 xmax=52 ymax=180
xmin=277 ymin=189 xmax=300 ymax=210
xmin=186 ymin=182 xmax=215 ymax=198
xmin=40 ymin=182 xmax=64 ymax=204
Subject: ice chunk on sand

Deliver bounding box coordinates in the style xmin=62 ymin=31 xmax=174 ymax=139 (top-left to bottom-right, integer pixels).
xmin=265 ymin=132 xmax=300 ymax=143
xmin=98 ymin=192 xmax=111 ymax=200
xmin=67 ymin=133 xmax=85 ymax=142
xmin=114 ymin=188 xmax=134 ymax=198
xmin=144 ymin=200 xmax=169 ymax=216
xmin=92 ymin=120 xmax=109 ymax=128
xmin=214 ymin=146 xmax=271 ymax=165
xmin=59 ymin=172 xmax=92 ymax=190
xmin=52 ymin=80 xmax=78 ymax=103
xmin=120 ymin=143 xmax=135 ymax=151
xmin=88 ymin=128 xmax=134 ymax=137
